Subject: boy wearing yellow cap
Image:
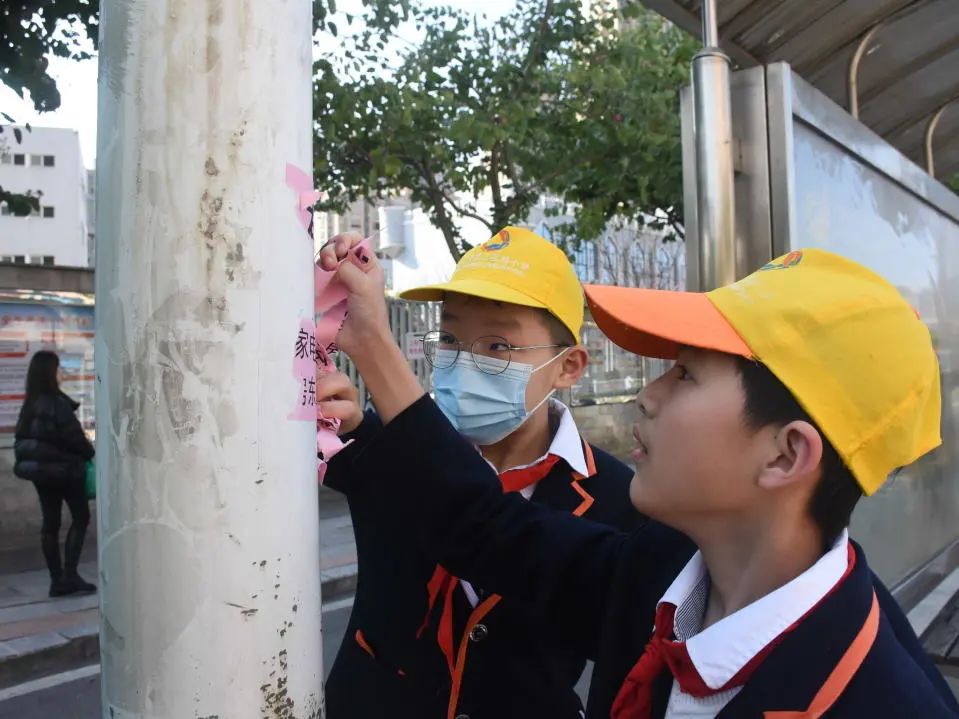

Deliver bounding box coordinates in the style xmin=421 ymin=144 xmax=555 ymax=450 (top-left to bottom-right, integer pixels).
xmin=320 ymin=227 xmax=639 ymax=718
xmin=320 ymin=238 xmax=959 ymax=718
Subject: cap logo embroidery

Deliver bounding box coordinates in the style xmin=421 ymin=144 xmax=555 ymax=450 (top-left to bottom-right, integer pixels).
xmin=481 ymin=229 xmax=511 ymax=252
xmin=759 ymin=250 xmax=803 ymax=271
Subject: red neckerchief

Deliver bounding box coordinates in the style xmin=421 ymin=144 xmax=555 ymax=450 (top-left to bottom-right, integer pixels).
xmin=418 ymin=454 xmax=563 ymax=675
xmin=611 ymin=544 xmax=857 ymax=719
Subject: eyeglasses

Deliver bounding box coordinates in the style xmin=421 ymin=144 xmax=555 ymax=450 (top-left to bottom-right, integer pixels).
xmin=422 ymin=330 xmax=570 ymax=375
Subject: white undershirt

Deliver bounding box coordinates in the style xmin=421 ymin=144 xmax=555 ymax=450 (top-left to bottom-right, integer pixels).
xmin=460 ymin=400 xmax=589 ymax=607
xmin=662 ymin=530 xmax=850 ymax=718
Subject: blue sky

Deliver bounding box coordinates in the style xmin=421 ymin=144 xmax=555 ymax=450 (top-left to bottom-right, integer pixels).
xmin=0 ymin=0 xmax=518 ymax=168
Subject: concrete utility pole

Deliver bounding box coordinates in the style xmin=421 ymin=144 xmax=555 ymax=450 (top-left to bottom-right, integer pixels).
xmin=95 ymin=1 xmax=323 ymax=717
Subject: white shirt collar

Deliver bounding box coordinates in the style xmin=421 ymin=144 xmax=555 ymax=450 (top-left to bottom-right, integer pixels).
xmin=501 ymin=399 xmax=589 ymax=478
xmin=658 ymin=529 xmax=851 ymax=690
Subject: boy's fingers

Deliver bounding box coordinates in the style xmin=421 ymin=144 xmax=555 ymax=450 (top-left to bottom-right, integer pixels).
xmin=317 ymin=399 xmax=361 ymax=422
xmin=319 ymin=247 xmax=339 ymax=271
xmin=319 ymin=232 xmax=364 ymax=270
xmin=335 ymin=260 xmax=368 ymax=293
xmin=316 ymin=372 xmax=356 ymax=400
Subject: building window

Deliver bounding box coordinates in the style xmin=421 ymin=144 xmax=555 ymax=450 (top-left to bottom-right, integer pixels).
xmin=43 ymin=155 xmax=55 ymax=167
xmin=0 ymin=203 xmax=9 ymax=216
xmin=30 ymin=205 xmax=40 ymax=217
xmin=13 ymin=256 xmax=25 ymax=264
xmin=13 ymin=154 xmax=25 ymax=166
xmin=42 ymin=206 xmax=55 ymax=218
xmin=0 ymin=153 xmax=10 ymax=164
xmin=30 ymin=154 xmax=43 ymax=167
xmin=42 ymin=256 xmax=55 ymax=266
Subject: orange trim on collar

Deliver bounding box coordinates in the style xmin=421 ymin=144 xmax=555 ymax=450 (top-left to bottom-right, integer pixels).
xmin=570 ymin=479 xmax=595 ymax=517
xmin=569 ymin=438 xmax=597 ymax=515
xmin=763 ymin=590 xmax=879 ymax=719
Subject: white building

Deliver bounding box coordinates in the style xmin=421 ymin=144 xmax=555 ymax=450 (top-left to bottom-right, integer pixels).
xmin=315 ymin=196 xmax=460 ymax=294
xmin=0 ymin=127 xmax=91 ymax=268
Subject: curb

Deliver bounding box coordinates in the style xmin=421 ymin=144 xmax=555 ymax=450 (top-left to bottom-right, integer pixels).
xmin=321 ymin=562 xmax=358 ymax=603
xmin=0 ymin=624 xmax=99 ymax=691
xmin=0 ymin=565 xmax=359 ymax=691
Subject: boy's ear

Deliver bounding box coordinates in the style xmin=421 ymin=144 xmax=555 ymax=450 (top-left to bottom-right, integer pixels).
xmin=553 ymin=346 xmax=589 ymax=390
xmin=757 ymin=420 xmax=824 ymax=491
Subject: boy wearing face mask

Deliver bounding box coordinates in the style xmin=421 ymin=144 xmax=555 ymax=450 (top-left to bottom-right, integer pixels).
xmin=320 ymin=227 xmax=639 ymax=719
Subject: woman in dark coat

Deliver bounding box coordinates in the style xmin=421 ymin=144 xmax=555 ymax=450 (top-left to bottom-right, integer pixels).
xmin=13 ymin=351 xmax=96 ymax=597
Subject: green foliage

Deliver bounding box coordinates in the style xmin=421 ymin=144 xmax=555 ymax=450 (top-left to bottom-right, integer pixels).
xmin=947 ymin=173 xmax=959 ymax=195
xmin=313 ymin=0 xmax=696 ymax=259
xmin=1 ymin=1 xmax=98 ymax=212
xmin=536 ymin=10 xmax=697 ymax=245
xmin=1 ymin=0 xmax=99 ymax=113
xmin=0 ymin=0 xmax=399 ymax=211
xmin=0 ymin=186 xmax=41 ymax=216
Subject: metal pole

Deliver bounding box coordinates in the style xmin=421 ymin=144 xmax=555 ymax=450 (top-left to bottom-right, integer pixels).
xmin=692 ymin=0 xmax=736 ymax=290
xmin=701 ymin=0 xmax=720 ymax=48
xmin=848 ymin=23 xmax=884 ymax=119
xmin=95 ymin=0 xmax=323 ymax=716
xmin=924 ymin=101 xmax=954 ymax=177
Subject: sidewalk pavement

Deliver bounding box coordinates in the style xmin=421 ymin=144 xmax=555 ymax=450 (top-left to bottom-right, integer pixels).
xmin=0 ymin=488 xmax=357 ymax=689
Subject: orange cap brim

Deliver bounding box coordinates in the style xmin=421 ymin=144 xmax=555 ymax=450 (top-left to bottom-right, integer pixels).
xmin=584 ymin=285 xmax=753 ymax=360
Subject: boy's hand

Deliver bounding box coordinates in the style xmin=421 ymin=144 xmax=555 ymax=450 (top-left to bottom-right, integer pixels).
xmin=319 ymin=233 xmax=391 ymax=359
xmin=319 ymin=233 xmax=425 ymax=424
xmin=316 ymin=371 xmax=363 ymax=436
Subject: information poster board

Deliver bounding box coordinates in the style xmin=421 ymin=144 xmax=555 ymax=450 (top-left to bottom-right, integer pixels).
xmin=0 ymin=302 xmax=95 ymax=445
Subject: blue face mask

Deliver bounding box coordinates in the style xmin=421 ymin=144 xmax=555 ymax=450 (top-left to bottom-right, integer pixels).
xmin=432 ymin=348 xmax=569 ymax=446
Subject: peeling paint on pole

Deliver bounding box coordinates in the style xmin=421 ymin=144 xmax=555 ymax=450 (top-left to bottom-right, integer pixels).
xmin=95 ymin=0 xmax=323 ymax=716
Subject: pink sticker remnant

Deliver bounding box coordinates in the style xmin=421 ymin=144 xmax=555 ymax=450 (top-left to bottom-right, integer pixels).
xmin=301 ymin=190 xmax=322 ymax=210
xmin=285 ymin=163 xmax=318 ymax=233
xmin=289 ymin=318 xmax=319 ymax=422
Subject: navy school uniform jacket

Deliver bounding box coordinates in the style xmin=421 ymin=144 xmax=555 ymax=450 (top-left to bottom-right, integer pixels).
xmin=340 ymin=396 xmax=959 ymax=718
xmin=323 ymin=408 xmax=641 ymax=719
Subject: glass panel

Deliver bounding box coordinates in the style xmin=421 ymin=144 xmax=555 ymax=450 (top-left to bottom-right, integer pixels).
xmin=791 ymin=119 xmax=959 ymax=585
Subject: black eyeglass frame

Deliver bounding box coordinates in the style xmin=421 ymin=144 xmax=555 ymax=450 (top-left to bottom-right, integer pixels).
xmin=421 ymin=330 xmax=570 ymax=376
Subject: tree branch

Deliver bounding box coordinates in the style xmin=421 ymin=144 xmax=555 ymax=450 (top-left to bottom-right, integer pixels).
xmin=521 ymin=0 xmax=556 ymax=79
xmin=489 ymin=143 xmax=504 ymax=217
xmin=442 ymin=190 xmax=495 ymax=233
xmin=416 ymin=160 xmax=466 ymax=261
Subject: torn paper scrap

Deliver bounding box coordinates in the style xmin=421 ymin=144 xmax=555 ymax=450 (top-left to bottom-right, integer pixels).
xmin=311 ymin=237 xmax=374 ymax=482
xmin=285 ymin=162 xmax=318 ymax=233
xmin=314 ymin=241 xmax=374 ymax=313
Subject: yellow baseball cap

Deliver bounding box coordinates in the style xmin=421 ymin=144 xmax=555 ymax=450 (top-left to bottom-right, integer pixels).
xmin=584 ymin=249 xmax=941 ymax=495
xmin=400 ymin=226 xmax=584 ymax=340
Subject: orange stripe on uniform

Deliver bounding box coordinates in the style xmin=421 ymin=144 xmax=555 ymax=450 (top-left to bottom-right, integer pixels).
xmin=444 ymin=440 xmax=598 ymax=717
xmin=764 ymin=590 xmax=879 ymax=719
xmin=447 ymin=594 xmax=503 ymax=719
xmin=355 ymin=629 xmax=376 ymax=658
